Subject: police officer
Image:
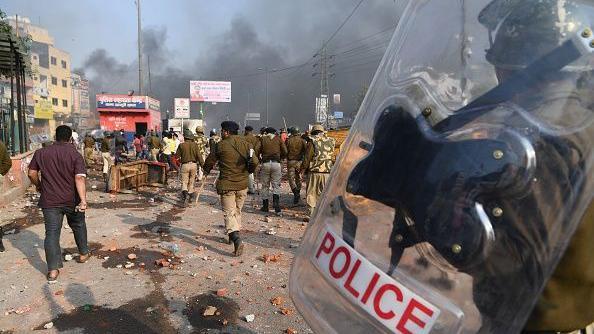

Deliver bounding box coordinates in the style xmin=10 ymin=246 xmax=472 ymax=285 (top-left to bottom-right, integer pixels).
xmin=100 ymin=131 xmax=113 ymax=192
xmin=0 ymin=139 xmax=12 ymax=252
xmin=83 ymin=133 xmax=95 ymax=166
xmin=193 ymin=126 xmax=209 ymax=182
xmin=301 ymin=124 xmax=335 ymax=216
xmin=259 ymin=127 xmax=287 ymax=215
xmin=243 ymin=125 xmax=261 ymax=194
xmin=203 ymin=121 xmax=258 ymax=257
xmin=147 ymin=130 xmax=161 ymax=161
xmin=286 ymin=127 xmax=307 ymax=204
xmin=209 ymin=129 xmax=221 ymax=153
xmin=114 ymin=130 xmax=127 ymax=165
xmin=176 ymin=129 xmax=205 ymax=207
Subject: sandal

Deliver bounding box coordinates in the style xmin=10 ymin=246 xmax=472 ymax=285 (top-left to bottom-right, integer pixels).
xmin=47 ymin=269 xmax=60 ymax=283
xmin=77 ymin=253 xmax=91 ymax=263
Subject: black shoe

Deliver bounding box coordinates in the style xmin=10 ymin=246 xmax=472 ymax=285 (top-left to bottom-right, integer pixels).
xmin=292 ymin=189 xmax=300 ymax=205
xmin=189 ymin=192 xmax=198 ymax=203
xmin=103 ymin=173 xmax=109 ymax=193
xmin=273 ymin=194 xmax=281 ymax=216
xmin=260 ymin=199 xmax=269 ymax=212
xmin=181 ymin=190 xmax=189 ymax=207
xmin=229 ymin=232 xmax=244 ymax=257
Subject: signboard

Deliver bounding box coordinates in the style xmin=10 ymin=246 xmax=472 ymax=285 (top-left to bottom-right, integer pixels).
xmin=97 ymin=94 xmax=146 ymax=109
xmin=315 ymin=96 xmax=329 ymax=123
xmin=174 ymin=98 xmax=190 ymax=118
xmin=333 ymin=94 xmax=341 ymax=105
xmin=147 ymin=97 xmax=160 ymax=111
xmin=333 ymin=111 xmax=344 ymax=119
xmin=190 ymin=81 xmax=232 ymax=103
xmin=245 ymin=113 xmax=261 ymax=121
xmin=34 ymin=100 xmax=53 ymax=120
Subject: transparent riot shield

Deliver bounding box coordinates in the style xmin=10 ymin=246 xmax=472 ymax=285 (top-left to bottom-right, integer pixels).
xmin=290 ymin=0 xmax=594 ymax=333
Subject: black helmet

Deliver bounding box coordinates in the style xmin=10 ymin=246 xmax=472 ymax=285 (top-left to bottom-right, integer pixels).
xmin=289 ymin=126 xmax=299 ymax=135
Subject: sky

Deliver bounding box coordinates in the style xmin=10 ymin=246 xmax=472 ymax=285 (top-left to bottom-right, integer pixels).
xmin=2 ymin=0 xmax=402 ymax=128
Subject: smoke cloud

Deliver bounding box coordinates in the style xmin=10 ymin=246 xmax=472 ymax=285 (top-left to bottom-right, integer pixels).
xmin=80 ymin=2 xmax=401 ymax=130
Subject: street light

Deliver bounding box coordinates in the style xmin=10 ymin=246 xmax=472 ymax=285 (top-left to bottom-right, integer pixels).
xmin=257 ymin=67 xmax=277 ymax=125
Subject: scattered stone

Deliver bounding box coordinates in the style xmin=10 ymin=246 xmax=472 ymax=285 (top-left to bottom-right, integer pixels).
xmin=289 ymin=243 xmax=300 ymax=249
xmin=91 ymin=185 xmax=97 ymax=189
xmin=125 ymin=271 xmax=133 ymax=275
xmin=54 ymin=290 xmax=64 ymax=296
xmin=127 ymin=253 xmax=137 ymax=260
xmin=216 ymin=288 xmax=228 ymax=297
xmin=145 ymin=307 xmax=154 ymax=313
xmin=103 ymin=256 xmax=110 ymax=260
xmin=271 ymin=296 xmax=284 ymax=306
xmin=266 ymin=228 xmax=277 ymax=235
xmin=245 ymin=314 xmax=255 ymax=323
xmin=124 ymin=262 xmax=135 ymax=269
xmin=115 ymin=264 xmax=123 ymax=269
xmin=206 ymin=275 xmax=213 ymax=280
xmin=203 ymin=306 xmax=217 ymax=316
xmin=286 ymin=328 xmax=297 ymax=334
xmin=64 ymin=254 xmax=74 ymax=261
xmin=279 ymin=307 xmax=294 ymax=316
xmin=261 ymin=253 xmax=283 ymax=263
xmin=155 ymin=259 xmax=170 ymax=267
xmin=43 ymin=321 xmax=54 ymax=329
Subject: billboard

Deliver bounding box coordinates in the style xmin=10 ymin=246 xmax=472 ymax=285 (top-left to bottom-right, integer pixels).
xmin=34 ymin=100 xmax=53 ymax=120
xmin=245 ymin=113 xmax=261 ymax=121
xmin=96 ymin=94 xmax=146 ymax=109
xmin=190 ymin=81 xmax=232 ymax=103
xmin=147 ymin=97 xmax=160 ymax=111
xmin=174 ymin=98 xmax=190 ymax=119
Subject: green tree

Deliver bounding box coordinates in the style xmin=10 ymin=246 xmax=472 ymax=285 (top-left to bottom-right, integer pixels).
xmin=0 ymin=8 xmax=32 ymax=77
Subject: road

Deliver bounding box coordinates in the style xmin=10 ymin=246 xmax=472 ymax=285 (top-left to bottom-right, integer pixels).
xmin=0 ymin=163 xmax=312 ymax=334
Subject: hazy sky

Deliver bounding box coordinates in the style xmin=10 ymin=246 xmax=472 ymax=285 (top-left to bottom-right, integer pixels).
xmin=2 ymin=0 xmax=402 ymax=127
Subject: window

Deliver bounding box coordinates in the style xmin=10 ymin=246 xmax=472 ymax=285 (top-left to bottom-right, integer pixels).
xmin=51 ymin=76 xmax=57 ymax=85
xmin=52 ymin=98 xmax=58 ymax=106
xmin=61 ymin=60 xmax=67 ymax=69
xmin=61 ymin=79 xmax=67 ymax=88
xmin=50 ymin=56 xmax=57 ymax=65
xmin=62 ymin=99 xmax=68 ymax=107
xmin=40 ymin=75 xmax=47 ymax=82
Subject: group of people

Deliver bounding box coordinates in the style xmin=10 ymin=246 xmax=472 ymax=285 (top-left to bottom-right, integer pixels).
xmin=173 ymin=120 xmax=336 ymax=257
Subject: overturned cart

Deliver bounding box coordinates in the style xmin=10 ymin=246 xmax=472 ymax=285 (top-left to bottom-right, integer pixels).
xmin=107 ymin=160 xmax=168 ymax=193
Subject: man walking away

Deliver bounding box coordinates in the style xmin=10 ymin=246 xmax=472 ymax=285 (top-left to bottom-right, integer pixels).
xmin=243 ymin=126 xmax=261 ymax=194
xmin=209 ymin=129 xmax=221 ymax=152
xmin=0 ymin=139 xmax=12 ymax=252
xmin=286 ymin=127 xmax=307 ymax=205
xmin=259 ymin=127 xmax=287 ymax=216
xmin=100 ymin=132 xmax=113 ymax=192
xmin=148 ymin=131 xmax=161 ymax=161
xmin=176 ymin=129 xmax=205 ymax=207
xmin=28 ymin=125 xmax=90 ymax=282
xmin=194 ymin=126 xmax=209 ymax=181
xmin=133 ymin=134 xmax=143 ymax=160
xmin=83 ymin=133 xmax=95 ymax=166
xmin=114 ymin=130 xmax=128 ymax=165
xmin=203 ymin=121 xmax=258 ymax=257
xmin=301 ymin=124 xmax=335 ymax=216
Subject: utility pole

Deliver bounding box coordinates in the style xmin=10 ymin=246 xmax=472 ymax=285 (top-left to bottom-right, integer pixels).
xmin=265 ymin=67 xmax=269 ymax=125
xmin=136 ymin=0 xmax=143 ymax=95
xmin=147 ymin=55 xmax=152 ymax=95
xmin=313 ymin=44 xmax=334 ymax=127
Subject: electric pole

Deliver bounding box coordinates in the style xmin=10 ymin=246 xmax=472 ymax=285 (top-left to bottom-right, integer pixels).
xmin=136 ymin=0 xmax=143 ymax=95
xmin=313 ymin=44 xmax=334 ymax=127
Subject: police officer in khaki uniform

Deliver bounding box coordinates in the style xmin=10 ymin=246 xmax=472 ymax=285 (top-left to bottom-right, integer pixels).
xmin=301 ymin=124 xmax=335 ymax=216
xmin=193 ymin=126 xmax=209 ymax=181
xmin=208 ymin=129 xmax=221 ymax=153
xmin=259 ymin=127 xmax=287 ymax=215
xmin=83 ymin=134 xmax=95 ymax=166
xmin=0 ymin=139 xmax=12 ymax=252
xmin=176 ymin=129 xmax=205 ymax=207
xmin=286 ymin=127 xmax=306 ymax=204
xmin=203 ymin=121 xmax=258 ymax=257
xmin=147 ymin=131 xmax=161 ymax=161
xmin=100 ymin=132 xmax=113 ymax=192
xmin=243 ymin=126 xmax=261 ymax=194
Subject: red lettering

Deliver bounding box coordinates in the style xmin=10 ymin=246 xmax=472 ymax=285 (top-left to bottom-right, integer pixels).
xmin=373 ymin=284 xmax=403 ymax=320
xmin=396 ymin=298 xmax=434 ymax=334
xmin=329 ymin=246 xmax=351 ymax=279
xmin=344 ymin=259 xmax=362 ymax=298
xmin=316 ymin=232 xmax=335 ymax=258
xmin=361 ymin=273 xmax=380 ymax=304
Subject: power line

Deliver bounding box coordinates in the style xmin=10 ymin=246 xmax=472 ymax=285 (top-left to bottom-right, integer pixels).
xmin=331 ymin=24 xmax=396 ymax=51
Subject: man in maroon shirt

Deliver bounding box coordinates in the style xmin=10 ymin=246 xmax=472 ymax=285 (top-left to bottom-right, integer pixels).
xmin=28 ymin=125 xmax=89 ymax=282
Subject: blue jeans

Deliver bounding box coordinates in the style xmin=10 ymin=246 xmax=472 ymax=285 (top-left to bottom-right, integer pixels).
xmin=43 ymin=207 xmax=89 ymax=271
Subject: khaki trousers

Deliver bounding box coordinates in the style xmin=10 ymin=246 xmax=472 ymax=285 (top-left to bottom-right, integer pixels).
xmin=180 ymin=162 xmax=197 ymax=193
xmin=287 ymin=160 xmax=302 ymax=191
xmin=306 ymin=172 xmax=330 ymax=215
xmin=220 ymin=189 xmax=248 ymax=234
xmin=150 ymin=148 xmax=160 ymax=161
xmin=260 ymin=161 xmax=282 ymax=198
xmin=101 ymin=152 xmax=112 ymax=174
xmin=84 ymin=147 xmax=94 ymax=165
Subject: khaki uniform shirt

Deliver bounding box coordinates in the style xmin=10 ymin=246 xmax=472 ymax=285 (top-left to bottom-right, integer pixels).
xmin=148 ymin=135 xmax=161 ymax=150
xmin=176 ymin=141 xmax=205 ymax=165
xmin=203 ymin=135 xmax=259 ymax=194
xmin=286 ymin=135 xmax=307 ymax=161
xmin=244 ymin=133 xmax=261 ymax=156
xmin=260 ymin=134 xmax=287 ymax=162
xmin=0 ymin=140 xmax=12 ymax=176
xmin=100 ymin=138 xmax=111 ymax=153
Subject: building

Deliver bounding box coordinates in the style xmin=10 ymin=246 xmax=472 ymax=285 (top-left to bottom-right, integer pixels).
xmin=71 ymin=72 xmax=93 ymax=130
xmin=7 ymin=16 xmax=72 ymax=135
xmin=96 ymin=94 xmax=161 ymax=135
